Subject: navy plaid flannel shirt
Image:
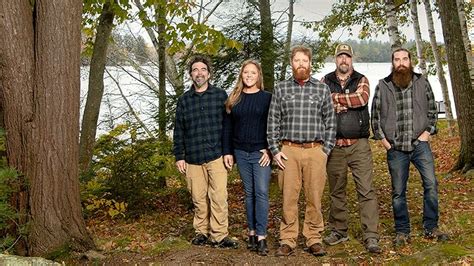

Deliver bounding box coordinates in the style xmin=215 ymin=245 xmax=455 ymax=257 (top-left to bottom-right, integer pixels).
xmin=173 ymin=84 xmax=231 ymax=164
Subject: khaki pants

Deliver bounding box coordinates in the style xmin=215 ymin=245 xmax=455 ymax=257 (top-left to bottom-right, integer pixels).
xmin=326 ymin=138 xmax=379 ymax=241
xmin=278 ymin=144 xmax=327 ymax=248
xmin=186 ymin=157 xmax=228 ymax=242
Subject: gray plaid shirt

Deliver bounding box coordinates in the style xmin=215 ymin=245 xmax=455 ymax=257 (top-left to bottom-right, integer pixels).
xmin=267 ymin=77 xmax=336 ymax=155
xmin=394 ymin=83 xmax=415 ymax=151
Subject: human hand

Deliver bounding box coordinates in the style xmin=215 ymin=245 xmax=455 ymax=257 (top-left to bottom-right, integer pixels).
xmin=274 ymin=152 xmax=288 ymax=169
xmin=176 ymin=160 xmax=186 ymax=174
xmin=224 ymin=154 xmax=234 ymax=170
xmin=258 ymin=149 xmax=271 ymax=167
xmin=381 ymin=138 xmax=392 ymax=150
xmin=417 ymin=131 xmax=430 ymax=142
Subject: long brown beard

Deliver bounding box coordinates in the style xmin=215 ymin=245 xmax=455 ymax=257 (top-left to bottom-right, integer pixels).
xmin=392 ymin=65 xmax=414 ymax=88
xmin=292 ymin=66 xmax=311 ymax=81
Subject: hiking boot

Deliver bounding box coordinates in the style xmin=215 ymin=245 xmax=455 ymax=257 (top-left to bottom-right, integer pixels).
xmin=393 ymin=232 xmax=411 ymax=247
xmin=247 ymin=235 xmax=257 ymax=251
xmin=424 ymin=227 xmax=449 ymax=242
xmin=365 ymin=238 xmax=382 ymax=254
xmin=213 ymin=236 xmax=239 ymax=249
xmin=191 ymin=233 xmax=208 ymax=246
xmin=275 ymin=244 xmax=294 ymax=256
xmin=308 ymin=243 xmax=327 ymax=256
xmin=257 ymin=239 xmax=269 ymax=256
xmin=323 ymin=231 xmax=349 ymax=246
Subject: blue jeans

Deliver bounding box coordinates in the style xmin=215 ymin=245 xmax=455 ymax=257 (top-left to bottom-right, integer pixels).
xmin=387 ymin=141 xmax=439 ymax=234
xmin=234 ymin=149 xmax=272 ymax=236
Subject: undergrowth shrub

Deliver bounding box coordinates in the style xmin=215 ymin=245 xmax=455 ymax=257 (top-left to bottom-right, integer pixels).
xmin=81 ymin=124 xmax=181 ymax=218
xmin=0 ymin=128 xmax=22 ymax=252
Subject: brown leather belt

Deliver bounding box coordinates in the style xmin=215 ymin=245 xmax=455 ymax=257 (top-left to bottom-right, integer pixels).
xmin=281 ymin=140 xmax=322 ymax=149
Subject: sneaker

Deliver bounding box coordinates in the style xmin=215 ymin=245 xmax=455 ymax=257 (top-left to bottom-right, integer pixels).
xmin=424 ymin=227 xmax=449 ymax=241
xmin=213 ymin=236 xmax=239 ymax=249
xmin=365 ymin=238 xmax=382 ymax=254
xmin=247 ymin=235 xmax=257 ymax=251
xmin=323 ymin=231 xmax=349 ymax=246
xmin=191 ymin=233 xmax=208 ymax=246
xmin=257 ymin=239 xmax=269 ymax=256
xmin=393 ymin=232 xmax=411 ymax=247
xmin=308 ymin=243 xmax=327 ymax=256
xmin=275 ymin=244 xmax=294 ymax=256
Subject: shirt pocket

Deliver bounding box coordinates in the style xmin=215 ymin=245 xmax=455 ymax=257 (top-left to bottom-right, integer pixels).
xmin=308 ymin=93 xmax=322 ymax=114
xmin=281 ymin=94 xmax=296 ymax=114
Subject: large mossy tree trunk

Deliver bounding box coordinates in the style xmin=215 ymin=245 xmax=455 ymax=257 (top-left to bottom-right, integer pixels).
xmin=0 ymin=0 xmax=95 ymax=256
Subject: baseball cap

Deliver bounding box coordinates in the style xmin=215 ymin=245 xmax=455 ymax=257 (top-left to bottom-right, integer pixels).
xmin=335 ymin=43 xmax=353 ymax=57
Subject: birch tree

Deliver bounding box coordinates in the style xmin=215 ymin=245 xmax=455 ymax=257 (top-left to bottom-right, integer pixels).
xmin=410 ymin=0 xmax=427 ymax=75
xmin=423 ymin=0 xmax=455 ymax=135
xmin=385 ymin=0 xmax=403 ymax=50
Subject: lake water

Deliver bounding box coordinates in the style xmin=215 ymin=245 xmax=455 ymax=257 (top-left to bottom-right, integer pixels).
xmin=80 ymin=62 xmax=456 ymax=135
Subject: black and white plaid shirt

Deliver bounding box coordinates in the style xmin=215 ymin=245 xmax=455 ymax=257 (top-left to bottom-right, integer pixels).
xmin=267 ymin=77 xmax=336 ymax=155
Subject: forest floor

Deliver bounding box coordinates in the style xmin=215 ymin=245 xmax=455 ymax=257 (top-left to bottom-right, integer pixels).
xmin=68 ymin=121 xmax=473 ymax=265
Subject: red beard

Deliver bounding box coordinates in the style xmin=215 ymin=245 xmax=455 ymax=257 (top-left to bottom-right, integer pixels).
xmin=392 ymin=65 xmax=414 ymax=88
xmin=292 ymin=66 xmax=311 ymax=81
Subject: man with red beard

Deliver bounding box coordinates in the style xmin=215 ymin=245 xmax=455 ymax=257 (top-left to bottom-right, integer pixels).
xmin=267 ymin=45 xmax=336 ymax=257
xmin=371 ymin=48 xmax=448 ymax=247
xmin=321 ymin=44 xmax=381 ymax=253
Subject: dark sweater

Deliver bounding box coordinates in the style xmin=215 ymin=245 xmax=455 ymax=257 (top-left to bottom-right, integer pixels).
xmin=228 ymin=90 xmax=272 ymax=152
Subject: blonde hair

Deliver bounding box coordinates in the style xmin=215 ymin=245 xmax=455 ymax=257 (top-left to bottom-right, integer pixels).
xmin=225 ymin=60 xmax=264 ymax=113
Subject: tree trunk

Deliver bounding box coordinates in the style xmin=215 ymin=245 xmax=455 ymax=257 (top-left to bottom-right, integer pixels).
xmin=259 ymin=0 xmax=275 ymax=91
xmin=385 ymin=0 xmax=402 ymax=51
xmin=456 ymin=0 xmax=474 ymax=85
xmin=79 ymin=1 xmax=115 ymax=173
xmin=156 ymin=2 xmax=168 ymax=140
xmin=134 ymin=0 xmax=185 ymax=96
xmin=279 ymin=0 xmax=294 ymax=81
xmin=0 ymin=0 xmax=95 ymax=256
xmin=423 ymin=0 xmax=455 ymax=136
xmin=410 ymin=0 xmax=427 ymax=76
xmin=438 ymin=0 xmax=474 ymax=173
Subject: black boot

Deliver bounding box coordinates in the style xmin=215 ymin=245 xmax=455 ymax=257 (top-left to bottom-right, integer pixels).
xmin=247 ymin=235 xmax=257 ymax=251
xmin=257 ymin=239 xmax=268 ymax=256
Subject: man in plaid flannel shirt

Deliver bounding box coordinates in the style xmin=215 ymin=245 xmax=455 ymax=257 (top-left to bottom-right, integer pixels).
xmin=371 ymin=48 xmax=448 ymax=247
xmin=173 ymin=54 xmax=238 ymax=249
xmin=321 ymin=43 xmax=381 ymax=253
xmin=268 ymin=45 xmax=336 ymax=257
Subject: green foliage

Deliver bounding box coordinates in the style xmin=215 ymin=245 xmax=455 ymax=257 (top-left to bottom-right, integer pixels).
xmin=138 ymin=0 xmax=241 ymax=56
xmin=82 ymin=0 xmax=131 ymax=58
xmin=210 ymin=6 xmax=261 ymax=89
xmin=81 ymin=123 xmax=180 ymax=217
xmin=0 ymin=168 xmax=20 ymax=252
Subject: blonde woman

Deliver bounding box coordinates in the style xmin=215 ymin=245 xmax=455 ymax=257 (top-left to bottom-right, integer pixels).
xmin=225 ymin=60 xmax=272 ymax=256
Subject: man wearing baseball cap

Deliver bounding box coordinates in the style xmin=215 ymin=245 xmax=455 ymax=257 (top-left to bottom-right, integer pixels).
xmin=321 ymin=43 xmax=381 ymax=253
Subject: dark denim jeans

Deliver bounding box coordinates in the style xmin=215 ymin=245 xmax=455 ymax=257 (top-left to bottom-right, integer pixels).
xmin=387 ymin=141 xmax=439 ymax=234
xmin=234 ymin=149 xmax=272 ymax=236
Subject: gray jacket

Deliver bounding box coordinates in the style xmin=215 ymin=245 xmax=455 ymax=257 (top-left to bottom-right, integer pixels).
xmin=371 ymin=73 xmax=437 ymax=142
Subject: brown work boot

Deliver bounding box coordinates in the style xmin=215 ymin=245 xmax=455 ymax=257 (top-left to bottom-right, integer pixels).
xmin=308 ymin=243 xmax=327 ymax=256
xmin=275 ymin=244 xmax=294 ymax=256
